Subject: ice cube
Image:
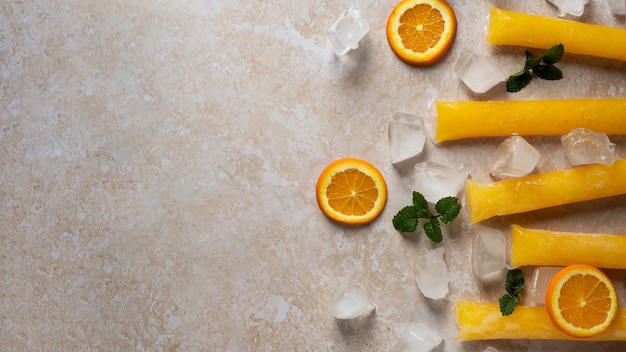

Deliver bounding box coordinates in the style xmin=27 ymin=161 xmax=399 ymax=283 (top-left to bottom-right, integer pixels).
xmin=561 ymin=128 xmax=617 ymax=166
xmin=490 ymin=136 xmax=540 ymax=179
xmin=607 ymin=0 xmax=626 ymax=15
xmin=521 ymin=267 xmax=562 ymax=306
xmin=472 ymin=227 xmax=507 ymax=278
xmin=414 ymin=247 xmax=449 ymax=299
xmin=414 ymin=162 xmax=469 ymax=203
xmin=454 ymin=48 xmax=505 ymax=94
xmin=546 ymin=0 xmax=589 ymax=17
xmin=329 ymin=282 xmax=376 ymax=319
xmin=327 ymin=6 xmax=370 ymax=56
xmin=389 ymin=112 xmax=426 ymax=164
xmin=392 ymin=323 xmax=443 ymax=352
xmin=483 ymin=348 xmax=500 ymax=352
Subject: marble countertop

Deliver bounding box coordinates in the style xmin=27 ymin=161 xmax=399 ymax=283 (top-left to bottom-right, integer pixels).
xmin=3 ymin=0 xmax=626 ymax=350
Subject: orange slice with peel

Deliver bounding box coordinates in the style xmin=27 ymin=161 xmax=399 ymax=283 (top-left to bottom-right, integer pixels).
xmin=386 ymin=0 xmax=457 ymax=65
xmin=315 ymin=158 xmax=387 ymax=225
xmin=545 ymin=264 xmax=618 ymax=338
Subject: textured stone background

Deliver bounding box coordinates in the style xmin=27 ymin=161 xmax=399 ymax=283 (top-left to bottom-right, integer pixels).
xmin=2 ymin=0 xmax=626 ymax=350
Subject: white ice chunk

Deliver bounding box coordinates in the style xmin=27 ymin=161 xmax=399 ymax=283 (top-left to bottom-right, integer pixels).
xmin=521 ymin=266 xmax=562 ymax=306
xmin=607 ymin=0 xmax=626 ymax=15
xmin=329 ymin=282 xmax=376 ymax=319
xmin=389 ymin=112 xmax=426 ymax=164
xmin=327 ymin=6 xmax=370 ymax=56
xmin=546 ymin=0 xmax=589 ymax=17
xmin=454 ymin=48 xmax=505 ymax=94
xmin=484 ymin=348 xmax=500 ymax=352
xmin=561 ymin=128 xmax=617 ymax=166
xmin=392 ymin=323 xmax=443 ymax=352
xmin=414 ymin=247 xmax=449 ymax=299
xmin=414 ymin=162 xmax=469 ymax=204
xmin=490 ymin=136 xmax=540 ymax=179
xmin=472 ymin=227 xmax=507 ymax=278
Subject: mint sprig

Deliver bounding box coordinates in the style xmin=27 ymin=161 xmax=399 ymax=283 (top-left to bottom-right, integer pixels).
xmin=499 ymin=269 xmax=525 ymax=316
xmin=392 ymin=191 xmax=461 ymax=243
xmin=506 ymin=43 xmax=564 ymax=93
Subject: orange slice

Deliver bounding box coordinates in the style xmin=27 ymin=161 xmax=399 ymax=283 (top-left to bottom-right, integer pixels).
xmin=386 ymin=0 xmax=457 ymax=65
xmin=315 ymin=158 xmax=387 ymax=225
xmin=545 ymin=264 xmax=618 ymax=338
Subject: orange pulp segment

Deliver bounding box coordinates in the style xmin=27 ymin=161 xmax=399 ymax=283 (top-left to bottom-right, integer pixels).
xmin=511 ymin=225 xmax=626 ymax=269
xmin=545 ymin=265 xmax=618 ymax=338
xmin=465 ymin=159 xmax=626 ymax=223
xmin=386 ymin=0 xmax=457 ymax=65
xmin=488 ymin=7 xmax=626 ymax=62
xmin=315 ymin=158 xmax=387 ymax=225
xmin=455 ymin=301 xmax=626 ymax=341
xmin=435 ymin=98 xmax=626 ymax=142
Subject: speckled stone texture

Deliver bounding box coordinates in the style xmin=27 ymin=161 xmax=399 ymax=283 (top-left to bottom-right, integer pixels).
xmin=2 ymin=0 xmax=626 ymax=350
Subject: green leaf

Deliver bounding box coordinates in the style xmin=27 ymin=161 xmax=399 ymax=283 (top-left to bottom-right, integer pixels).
xmin=506 ymin=71 xmax=532 ymax=93
xmin=540 ymin=43 xmax=564 ymax=65
xmin=392 ymin=192 xmax=462 ymax=243
xmin=392 ymin=206 xmax=419 ymax=232
xmin=413 ymin=191 xmax=432 ymax=217
xmin=505 ymin=269 xmax=525 ymax=296
xmin=523 ymin=57 xmax=540 ymax=72
xmin=423 ymin=218 xmax=442 ymax=243
xmin=499 ymin=294 xmax=519 ymax=316
xmin=533 ymin=64 xmax=563 ymax=81
xmin=506 ymin=44 xmax=564 ymax=93
xmin=499 ymin=269 xmax=525 ymax=316
xmin=435 ymin=196 xmax=461 ymax=224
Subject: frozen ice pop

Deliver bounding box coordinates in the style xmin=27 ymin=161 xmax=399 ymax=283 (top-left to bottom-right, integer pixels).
xmin=487 ymin=7 xmax=626 ymax=62
xmin=466 ymin=159 xmax=626 ymax=223
xmin=456 ymin=301 xmax=626 ymax=341
xmin=435 ymin=98 xmax=626 ymax=142
xmin=511 ymin=225 xmax=626 ymax=269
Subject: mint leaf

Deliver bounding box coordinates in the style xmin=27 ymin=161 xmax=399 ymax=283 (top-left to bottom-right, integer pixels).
xmin=435 ymin=196 xmax=461 ymax=224
xmin=499 ymin=294 xmax=519 ymax=316
xmin=412 ymin=191 xmax=432 ymax=218
xmin=412 ymin=191 xmax=428 ymax=209
xmin=423 ymin=218 xmax=442 ymax=243
xmin=506 ymin=71 xmax=531 ymax=93
xmin=499 ymin=269 xmax=525 ymax=316
xmin=392 ymin=191 xmax=461 ymax=242
xmin=532 ymin=64 xmax=562 ymax=80
xmin=539 ymin=43 xmax=564 ymax=65
xmin=505 ymin=268 xmax=525 ymax=296
xmin=392 ymin=206 xmax=419 ymax=232
xmin=506 ymin=44 xmax=564 ymax=92
xmin=523 ymin=52 xmax=540 ymax=71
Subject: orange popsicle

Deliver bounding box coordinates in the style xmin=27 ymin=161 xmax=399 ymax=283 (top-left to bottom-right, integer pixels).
xmin=466 ymin=159 xmax=626 ymax=223
xmin=511 ymin=225 xmax=626 ymax=269
xmin=435 ymin=98 xmax=626 ymax=142
xmin=456 ymin=301 xmax=626 ymax=341
xmin=487 ymin=7 xmax=626 ymax=62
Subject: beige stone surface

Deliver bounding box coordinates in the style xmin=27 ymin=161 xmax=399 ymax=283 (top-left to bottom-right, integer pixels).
xmin=2 ymin=0 xmax=626 ymax=350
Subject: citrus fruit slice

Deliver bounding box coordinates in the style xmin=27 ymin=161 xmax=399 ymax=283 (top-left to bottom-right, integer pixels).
xmin=386 ymin=0 xmax=457 ymax=65
xmin=545 ymin=264 xmax=618 ymax=338
xmin=315 ymin=158 xmax=387 ymax=225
